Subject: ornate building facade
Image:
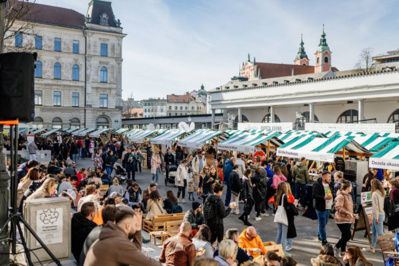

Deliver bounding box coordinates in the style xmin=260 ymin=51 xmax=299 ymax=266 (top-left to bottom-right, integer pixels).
xmin=4 ymin=0 xmax=126 ymax=129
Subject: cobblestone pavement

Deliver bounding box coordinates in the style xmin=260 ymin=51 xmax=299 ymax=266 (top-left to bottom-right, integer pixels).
xmin=76 ymin=158 xmax=383 ymax=265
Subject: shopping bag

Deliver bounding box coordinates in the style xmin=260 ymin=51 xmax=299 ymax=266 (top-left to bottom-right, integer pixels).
xmin=273 ymin=194 xmax=288 ymax=226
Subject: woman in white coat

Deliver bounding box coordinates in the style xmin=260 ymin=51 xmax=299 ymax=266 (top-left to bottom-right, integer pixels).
xmin=176 ymin=159 xmax=189 ymax=203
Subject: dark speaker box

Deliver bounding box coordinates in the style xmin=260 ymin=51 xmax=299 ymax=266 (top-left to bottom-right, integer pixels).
xmin=0 ymin=52 xmax=35 ymax=122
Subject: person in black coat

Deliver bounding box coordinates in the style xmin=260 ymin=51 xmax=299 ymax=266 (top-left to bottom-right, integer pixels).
xmin=251 ymin=167 xmax=267 ymax=221
xmin=230 ymin=165 xmax=242 ymax=215
xmin=239 ymin=169 xmax=254 ymax=226
xmin=71 ymin=202 xmax=97 ymax=263
xmin=164 ymin=149 xmax=175 ymax=183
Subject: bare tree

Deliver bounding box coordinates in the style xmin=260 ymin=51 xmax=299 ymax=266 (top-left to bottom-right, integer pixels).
xmin=354 ymin=47 xmax=375 ymax=73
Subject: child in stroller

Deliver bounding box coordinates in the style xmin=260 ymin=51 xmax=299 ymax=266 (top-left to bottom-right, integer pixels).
xmin=113 ymin=162 xmax=127 ymax=184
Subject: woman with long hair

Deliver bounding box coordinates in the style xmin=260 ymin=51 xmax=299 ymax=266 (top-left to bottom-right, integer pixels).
xmin=344 ymin=246 xmax=374 ymax=266
xmin=274 ymin=182 xmax=291 ymax=256
xmin=176 ymin=159 xmax=189 ymax=203
xmin=17 ymin=168 xmax=41 ymax=208
xmin=281 ymin=163 xmax=292 ymax=190
xmin=192 ymin=224 xmax=213 ymax=258
xmin=199 ymin=166 xmax=214 ymax=204
xmin=27 ymin=178 xmax=58 ymax=200
xmin=251 ymin=167 xmax=267 ymax=221
xmin=310 ymin=243 xmax=341 ymax=266
xmin=334 ymin=180 xmax=357 ymax=257
xmin=362 ymin=168 xmax=377 ymax=192
xmin=364 ymin=179 xmax=385 ymax=253
xmin=254 ymin=155 xmax=262 ymax=168
xmin=163 ymin=190 xmax=179 ymax=214
xmin=239 ymin=169 xmax=254 ymax=226
xmin=76 ymin=168 xmax=86 ymax=188
xmin=146 ymin=190 xmax=166 ymax=220
xmin=150 ymin=149 xmax=162 ymax=184
xmin=272 ymin=165 xmax=287 ymax=190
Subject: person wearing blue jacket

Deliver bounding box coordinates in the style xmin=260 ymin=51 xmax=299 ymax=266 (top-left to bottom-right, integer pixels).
xmin=264 ymin=160 xmax=274 ymax=211
xmin=223 ymin=157 xmax=235 ymax=207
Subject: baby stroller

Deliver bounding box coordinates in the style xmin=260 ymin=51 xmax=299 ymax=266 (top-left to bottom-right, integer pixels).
xmin=113 ymin=162 xmax=127 ymax=184
xmin=165 ymin=164 xmax=177 ymax=186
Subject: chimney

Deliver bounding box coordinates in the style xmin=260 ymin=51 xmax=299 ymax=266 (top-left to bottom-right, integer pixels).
xmin=291 ymin=68 xmax=295 ymax=76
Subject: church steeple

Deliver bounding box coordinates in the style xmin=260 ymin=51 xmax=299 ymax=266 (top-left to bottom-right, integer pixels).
xmin=315 ymin=24 xmax=332 ymax=73
xmin=294 ymin=34 xmax=309 ymax=66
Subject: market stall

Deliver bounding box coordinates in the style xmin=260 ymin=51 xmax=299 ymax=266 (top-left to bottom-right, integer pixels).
xmin=76 ymin=128 xmax=97 ymax=137
xmin=353 ymin=134 xmax=395 ymax=153
xmin=218 ymin=132 xmax=284 ymax=153
xmin=150 ymin=129 xmax=189 ymax=146
xmin=89 ymin=128 xmax=111 ymax=138
xmin=178 ymin=129 xmax=229 ymax=149
xmin=128 ymin=129 xmax=166 ymax=143
xmin=41 ymin=128 xmax=60 ymax=138
xmin=369 ymin=141 xmax=399 ymax=171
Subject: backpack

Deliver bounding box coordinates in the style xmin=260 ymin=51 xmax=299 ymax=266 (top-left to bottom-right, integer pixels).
xmin=171 ymin=204 xmax=183 ymax=213
xmin=204 ymin=197 xmax=219 ymax=220
xmin=77 ymin=141 xmax=82 ymax=148
xmin=384 ymin=197 xmax=399 ymax=217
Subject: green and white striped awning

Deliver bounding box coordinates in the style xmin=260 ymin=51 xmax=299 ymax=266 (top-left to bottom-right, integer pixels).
xmin=179 ymin=130 xmax=228 ymax=149
xmin=70 ymin=128 xmax=87 ymax=135
xmin=369 ymin=141 xmax=399 ymax=171
xmin=41 ymin=128 xmax=60 ymax=137
xmin=151 ymin=129 xmax=189 ymax=146
xmin=123 ymin=129 xmax=141 ymax=137
xmin=277 ymin=135 xmax=370 ymax=162
xmin=89 ymin=128 xmax=110 ymax=138
xmin=114 ymin=128 xmax=129 ymax=134
xmin=218 ymin=132 xmax=284 ymax=153
xmin=76 ymin=128 xmax=97 ymax=137
xmin=129 ymin=129 xmax=165 ymax=143
xmin=62 ymin=128 xmax=79 ymax=134
xmin=381 ymin=133 xmax=399 ymax=139
xmin=353 ymin=134 xmax=395 ymax=153
xmin=29 ymin=128 xmax=46 ymax=135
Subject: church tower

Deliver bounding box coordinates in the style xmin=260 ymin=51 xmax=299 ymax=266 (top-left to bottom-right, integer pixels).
xmin=294 ymin=34 xmax=309 ymax=66
xmin=315 ymin=25 xmax=331 ymax=73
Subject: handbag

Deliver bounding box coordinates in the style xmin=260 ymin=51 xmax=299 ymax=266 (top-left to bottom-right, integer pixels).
xmin=154 ymin=200 xmax=165 ymax=214
xmin=273 ymin=194 xmax=288 ymax=226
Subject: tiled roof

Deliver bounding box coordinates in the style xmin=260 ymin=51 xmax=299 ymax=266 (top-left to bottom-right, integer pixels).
xmin=167 ymin=92 xmax=193 ymax=103
xmin=14 ymin=1 xmax=85 ymax=29
xmin=256 ymin=63 xmax=315 ymax=79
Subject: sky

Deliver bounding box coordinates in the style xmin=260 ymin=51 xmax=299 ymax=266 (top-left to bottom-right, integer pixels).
xmin=36 ymin=0 xmax=399 ymax=100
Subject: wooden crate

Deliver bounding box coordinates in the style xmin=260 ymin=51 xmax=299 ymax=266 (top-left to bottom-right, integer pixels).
xmin=142 ymin=213 xmax=185 ymax=232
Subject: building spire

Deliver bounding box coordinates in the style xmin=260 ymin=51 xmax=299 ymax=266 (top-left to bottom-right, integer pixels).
xmin=248 ymin=53 xmax=251 ymax=62
xmin=295 ymin=34 xmax=308 ymax=60
xmin=318 ymin=24 xmax=330 ymax=52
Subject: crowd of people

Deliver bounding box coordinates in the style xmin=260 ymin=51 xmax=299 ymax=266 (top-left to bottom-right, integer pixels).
xmin=13 ymin=134 xmax=395 ymax=266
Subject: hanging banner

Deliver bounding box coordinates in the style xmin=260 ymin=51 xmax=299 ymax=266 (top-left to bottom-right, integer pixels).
xmin=305 ymin=123 xmax=395 ymax=134
xmin=238 ymin=122 xmax=293 ymax=132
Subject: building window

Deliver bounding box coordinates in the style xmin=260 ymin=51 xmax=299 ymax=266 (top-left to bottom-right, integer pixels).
xmin=262 ymin=113 xmax=281 ymax=123
xmin=191 ymin=106 xmax=194 ymax=110
xmin=101 ymin=43 xmax=108 ymax=56
xmin=53 ymin=91 xmax=61 ymax=106
xmin=96 ymin=116 xmax=109 ymax=129
xmin=72 ymin=64 xmax=79 ymax=81
xmin=180 ymin=106 xmax=183 ymax=110
xmin=32 ymin=117 xmax=44 ymax=129
xmin=34 ymin=61 xmax=42 ymax=78
xmin=99 ymin=94 xmax=108 ymax=108
xmin=175 ymin=113 xmax=177 ymax=116
xmin=35 ymin=36 xmax=42 ymax=50
xmin=54 ymin=62 xmax=61 ymax=79
xmin=161 ymin=108 xmax=163 ymax=113
xmin=317 ymin=57 xmax=320 ymax=64
xmin=72 ymin=92 xmax=79 ymax=107
xmin=73 ymin=40 xmax=79 ymax=54
xmin=324 ymin=57 xmax=329 ymax=63
xmin=185 ymin=106 xmax=188 ymax=110
xmin=70 ymin=118 xmax=80 ymax=129
xmin=295 ymin=112 xmax=319 ymax=130
xmin=15 ymin=33 xmax=22 ymax=47
xmin=336 ymin=109 xmax=358 ymax=123
xmin=54 ymin=38 xmax=61 ymax=51
xmin=169 ymin=106 xmax=171 ymax=110
xmin=52 ymin=117 xmax=62 ymax=129
xmin=175 ymin=106 xmax=178 ymax=110
xmin=100 ymin=67 xmax=107 ymax=82
xmin=34 ymin=91 xmax=42 ymax=105
xmin=388 ymin=109 xmax=399 ymax=133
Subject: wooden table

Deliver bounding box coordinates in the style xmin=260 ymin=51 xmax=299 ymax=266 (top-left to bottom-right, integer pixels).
xmin=149 ymin=231 xmax=169 ymax=246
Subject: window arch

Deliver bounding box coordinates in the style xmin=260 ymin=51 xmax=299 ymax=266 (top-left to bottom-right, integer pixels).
xmin=70 ymin=118 xmax=80 ymax=129
xmin=72 ymin=64 xmax=79 ymax=81
xmin=100 ymin=67 xmax=107 ymax=83
xmin=295 ymin=112 xmax=319 ymax=130
xmin=337 ymin=109 xmax=358 ymax=123
xmin=96 ymin=116 xmax=110 ymax=129
xmin=52 ymin=117 xmax=62 ymax=129
xmin=32 ymin=117 xmax=44 ymax=129
xmin=35 ymin=61 xmax=42 ymax=78
xmin=54 ymin=62 xmax=61 ymax=79
xmin=233 ymin=115 xmax=249 ymax=130
xmin=262 ymin=113 xmax=281 ymax=123
xmin=317 ymin=57 xmax=320 ymax=64
xmin=324 ymin=57 xmax=329 ymax=63
xmin=388 ymin=109 xmax=399 ymax=133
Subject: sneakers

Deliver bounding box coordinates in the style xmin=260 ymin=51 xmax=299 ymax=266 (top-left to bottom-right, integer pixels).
xmin=286 ymin=246 xmax=293 ymax=251
xmin=333 ymin=246 xmax=339 ymax=258
xmin=236 ymin=211 xmax=240 ymax=215
xmin=317 ymin=235 xmax=321 ymax=242
xmin=339 ymin=251 xmax=345 ymax=258
xmin=261 ymin=213 xmax=270 ymax=217
xmin=285 ymin=252 xmax=292 ymax=257
xmin=255 ymin=217 xmax=262 ymax=221
xmin=244 ymin=221 xmax=252 ymax=226
xmin=182 ymin=199 xmax=186 ymax=203
xmin=362 ymin=247 xmax=375 ymax=253
xmin=142 ymin=238 xmax=150 ymax=244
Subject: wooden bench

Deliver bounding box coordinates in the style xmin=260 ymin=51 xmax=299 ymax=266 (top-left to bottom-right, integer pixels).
xmin=164 ymin=220 xmax=182 ymax=237
xmin=142 ymin=213 xmax=185 ymax=232
xmin=149 ymin=231 xmax=169 ymax=246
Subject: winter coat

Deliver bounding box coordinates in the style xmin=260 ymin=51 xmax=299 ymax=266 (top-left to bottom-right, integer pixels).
xmin=146 ymin=198 xmax=166 ymax=220
xmin=192 ymin=155 xmax=207 ymax=174
xmin=199 ymin=174 xmax=214 ymax=196
xmin=372 ymin=190 xmax=385 ymax=218
xmin=159 ymin=233 xmax=196 ymax=266
xmin=312 ymin=178 xmax=333 ymax=211
xmin=310 ymin=254 xmax=343 ymax=266
xmin=292 ymin=162 xmax=310 ymax=184
xmin=176 ymin=164 xmax=188 ymax=187
xmin=71 ymin=212 xmax=97 ymax=264
xmin=151 ymin=155 xmax=162 ymax=175
xmin=183 ymin=209 xmax=205 ymax=229
xmin=362 ymin=173 xmax=375 ymax=192
xmin=241 ymin=177 xmax=254 ymax=201
xmin=230 ymin=171 xmax=242 ymax=195
xmin=334 ymin=190 xmax=354 ymax=224
xmin=238 ymin=228 xmax=267 ymax=258
xmin=271 ymin=174 xmax=287 ymax=189
xmin=204 ymin=194 xmax=231 ymax=226
xmin=84 ymin=221 xmax=161 ymax=266
xmin=187 ymin=178 xmax=195 ymax=193
xmin=390 ymin=188 xmax=399 ymax=204
xmin=164 ymin=153 xmax=175 ymax=166
xmin=223 ymin=160 xmax=234 ymax=185
xmin=27 ymin=141 xmax=38 ymax=154
xmin=105 ymin=155 xmax=116 ymax=168
xmin=251 ymin=173 xmax=267 ymax=202
xmin=163 ymin=199 xmax=178 ymax=214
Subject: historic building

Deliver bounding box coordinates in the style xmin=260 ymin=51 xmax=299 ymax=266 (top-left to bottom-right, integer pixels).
xmin=166 ymin=89 xmax=207 ymax=117
xmin=209 ymin=27 xmax=399 ymax=132
xmin=4 ymin=0 xmax=126 ymax=129
xmin=142 ymin=98 xmax=167 ymax=118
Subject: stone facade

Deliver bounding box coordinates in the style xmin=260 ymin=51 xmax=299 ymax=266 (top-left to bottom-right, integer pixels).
xmin=4 ymin=0 xmax=126 ymax=129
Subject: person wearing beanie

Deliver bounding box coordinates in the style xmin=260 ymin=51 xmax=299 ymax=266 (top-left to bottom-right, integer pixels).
xmin=183 ymin=201 xmax=205 ymax=231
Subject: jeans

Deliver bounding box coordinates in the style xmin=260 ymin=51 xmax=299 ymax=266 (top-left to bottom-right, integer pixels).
xmin=286 ymin=238 xmax=293 ymax=250
xmin=336 ymin=223 xmax=352 ymax=252
xmin=72 ymin=153 xmax=78 ymax=163
xmin=188 ymin=192 xmax=194 ymax=200
xmin=316 ymin=209 xmax=330 ymax=241
xmin=224 ymin=184 xmax=231 ymax=207
xmin=152 ymin=168 xmax=159 ymax=183
xmin=126 ymin=164 xmax=136 ymax=180
xmin=106 ymin=166 xmax=113 ymax=176
xmin=231 ymin=192 xmax=240 ymax=214
xmin=294 ymin=183 xmax=307 ymax=206
xmin=276 ymin=222 xmax=288 ymax=252
xmin=79 ymin=147 xmax=84 ymax=158
xmin=371 ymin=214 xmax=385 ymax=247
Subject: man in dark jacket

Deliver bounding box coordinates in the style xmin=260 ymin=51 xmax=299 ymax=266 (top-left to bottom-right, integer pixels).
xmin=230 ymin=165 xmax=242 ymax=215
xmin=293 ymin=157 xmax=310 ymax=209
xmin=205 ymin=183 xmax=236 ymax=243
xmin=71 ymin=202 xmax=97 ymax=263
xmin=183 ymin=201 xmax=205 ymax=230
xmin=223 ymin=157 xmax=236 ymax=207
xmin=312 ymin=171 xmax=333 ymax=246
xmin=164 ymin=149 xmax=175 ymax=183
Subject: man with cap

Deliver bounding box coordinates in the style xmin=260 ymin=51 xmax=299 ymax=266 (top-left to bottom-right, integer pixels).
xmin=183 ymin=201 xmax=205 ymax=236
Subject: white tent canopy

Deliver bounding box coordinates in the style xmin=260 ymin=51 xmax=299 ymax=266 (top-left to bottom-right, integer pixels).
xmin=150 ymin=129 xmax=188 ymax=146
xmin=369 ymin=142 xmax=399 ymax=171
xmin=218 ymin=132 xmax=283 ymax=153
